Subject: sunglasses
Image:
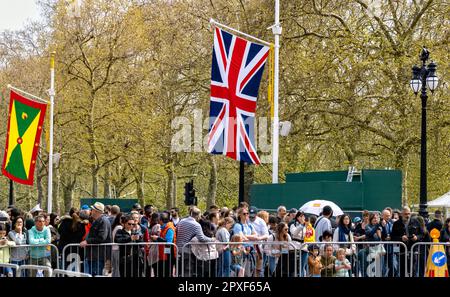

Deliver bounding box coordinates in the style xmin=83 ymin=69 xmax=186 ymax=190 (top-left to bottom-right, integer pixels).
xmin=242 ymin=213 xmax=249 ymax=216
xmin=127 ymin=223 xmax=137 ymax=226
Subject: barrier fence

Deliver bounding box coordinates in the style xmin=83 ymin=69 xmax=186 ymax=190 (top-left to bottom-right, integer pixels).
xmin=1 ymin=241 xmax=449 ymax=277
xmin=61 ymin=242 xmax=178 ymax=277
xmin=410 ymin=242 xmax=450 ymax=277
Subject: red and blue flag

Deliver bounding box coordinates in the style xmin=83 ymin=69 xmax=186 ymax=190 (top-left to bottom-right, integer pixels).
xmin=208 ymin=27 xmax=269 ymax=165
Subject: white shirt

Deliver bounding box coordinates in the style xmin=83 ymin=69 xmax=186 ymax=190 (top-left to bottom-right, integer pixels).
xmin=315 ymin=216 xmax=332 ymax=242
xmin=249 ymin=216 xmax=269 ymax=238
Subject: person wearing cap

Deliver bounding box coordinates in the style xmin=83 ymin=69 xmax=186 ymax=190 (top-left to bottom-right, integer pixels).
xmin=314 ymin=206 xmax=333 ymax=242
xmin=80 ymin=202 xmax=112 ymax=276
xmin=284 ymin=208 xmax=297 ymax=224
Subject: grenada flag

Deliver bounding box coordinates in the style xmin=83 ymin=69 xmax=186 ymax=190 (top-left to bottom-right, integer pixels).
xmin=2 ymin=90 xmax=47 ymax=185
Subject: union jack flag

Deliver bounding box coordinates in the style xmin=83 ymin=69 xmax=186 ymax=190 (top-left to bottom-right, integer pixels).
xmin=208 ymin=27 xmax=270 ymax=165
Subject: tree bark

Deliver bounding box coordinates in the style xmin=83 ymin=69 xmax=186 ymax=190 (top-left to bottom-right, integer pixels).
xmin=165 ymin=164 xmax=176 ymax=209
xmin=206 ymin=155 xmax=217 ymax=208
xmin=136 ymin=169 xmax=145 ymax=207
xmin=103 ymin=163 xmax=111 ymax=198
xmin=244 ymin=163 xmax=254 ymax=204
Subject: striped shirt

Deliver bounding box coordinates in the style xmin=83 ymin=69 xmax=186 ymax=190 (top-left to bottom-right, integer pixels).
xmin=176 ymin=217 xmax=214 ymax=253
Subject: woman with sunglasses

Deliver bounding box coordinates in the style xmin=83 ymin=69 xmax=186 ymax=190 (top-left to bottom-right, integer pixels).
xmin=114 ymin=215 xmax=143 ymax=277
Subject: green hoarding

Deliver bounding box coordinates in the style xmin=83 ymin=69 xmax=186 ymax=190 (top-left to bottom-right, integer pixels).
xmin=250 ymin=169 xmax=401 ymax=212
xmin=79 ymin=198 xmax=138 ymax=213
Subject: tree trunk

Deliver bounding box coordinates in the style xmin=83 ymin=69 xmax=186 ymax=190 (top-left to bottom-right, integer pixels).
xmin=244 ymin=163 xmax=254 ymax=204
xmin=54 ymin=168 xmax=60 ymax=215
xmin=206 ymin=155 xmax=217 ymax=208
xmin=136 ymin=170 xmax=145 ymax=207
xmin=63 ymin=185 xmax=74 ymax=214
xmin=165 ymin=165 xmax=175 ymax=209
xmin=103 ymin=163 xmax=111 ymax=198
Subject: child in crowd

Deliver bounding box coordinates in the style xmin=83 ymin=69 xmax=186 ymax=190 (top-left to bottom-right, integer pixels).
xmin=321 ymin=244 xmax=336 ymax=277
xmin=308 ymin=244 xmax=322 ymax=277
xmin=230 ymin=234 xmax=248 ymax=277
xmin=335 ymin=248 xmax=352 ymax=277
xmin=0 ymin=223 xmax=16 ymax=277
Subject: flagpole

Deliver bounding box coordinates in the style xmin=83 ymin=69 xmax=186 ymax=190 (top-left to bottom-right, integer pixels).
xmin=210 ymin=19 xmax=272 ymax=47
xmin=272 ymin=0 xmax=281 ymax=184
xmin=47 ymin=52 xmax=55 ymax=213
xmin=239 ymin=161 xmax=245 ymax=204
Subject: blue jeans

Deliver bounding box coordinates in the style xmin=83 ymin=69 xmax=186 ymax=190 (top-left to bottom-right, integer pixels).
xmin=217 ymin=250 xmax=231 ymax=277
xmin=84 ymin=259 xmax=104 ymax=276
xmin=11 ymin=259 xmax=27 ymax=277
xmin=299 ymin=251 xmax=309 ymax=277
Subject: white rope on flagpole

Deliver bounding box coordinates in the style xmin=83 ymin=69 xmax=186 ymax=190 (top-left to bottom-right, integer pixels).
xmin=7 ymin=84 xmax=50 ymax=104
xmin=210 ymin=19 xmax=272 ymax=47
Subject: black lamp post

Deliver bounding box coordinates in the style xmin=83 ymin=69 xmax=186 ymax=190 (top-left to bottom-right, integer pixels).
xmin=410 ymin=47 xmax=439 ymax=219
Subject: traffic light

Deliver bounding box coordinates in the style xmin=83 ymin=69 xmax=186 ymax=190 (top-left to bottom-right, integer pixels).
xmin=184 ymin=180 xmax=197 ymax=206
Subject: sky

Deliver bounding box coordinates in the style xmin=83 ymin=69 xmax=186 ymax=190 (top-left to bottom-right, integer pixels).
xmin=0 ymin=0 xmax=41 ymax=32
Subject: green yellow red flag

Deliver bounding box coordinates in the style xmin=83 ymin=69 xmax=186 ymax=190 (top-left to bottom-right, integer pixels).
xmin=1 ymin=90 xmax=47 ymax=185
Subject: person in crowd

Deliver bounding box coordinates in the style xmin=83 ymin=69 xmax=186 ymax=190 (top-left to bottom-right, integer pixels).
xmin=58 ymin=208 xmax=87 ymax=270
xmin=108 ymin=205 xmax=120 ymax=225
xmin=392 ymin=209 xmax=401 ymax=222
xmin=80 ymin=202 xmax=112 ymax=276
xmin=333 ymin=214 xmax=356 ymax=258
xmin=271 ymin=222 xmax=294 ymax=277
xmin=24 ymin=212 xmax=35 ymax=231
xmin=28 ymin=215 xmax=52 ymax=276
xmin=303 ymin=216 xmax=316 ymax=244
xmin=176 ymin=207 xmax=215 ymax=277
xmin=104 ymin=205 xmax=112 ymax=217
xmin=353 ymin=211 xmax=369 ymax=276
xmin=8 ymin=216 xmax=28 ymax=276
xmin=0 ymin=223 xmax=15 ymax=277
xmin=412 ymin=216 xmax=431 ymax=277
xmin=46 ymin=212 xmax=60 ymax=268
xmin=131 ymin=211 xmax=150 ymax=243
xmin=440 ymin=218 xmax=450 ymax=272
xmin=114 ymin=215 xmax=144 ymax=277
xmin=209 ymin=211 xmax=220 ymax=234
xmin=111 ymin=213 xmax=124 ymax=277
xmin=289 ymin=211 xmax=308 ymax=277
xmin=230 ymin=234 xmax=248 ymax=277
xmin=216 ymin=217 xmax=234 ymax=277
xmin=284 ymin=208 xmax=297 ymax=224
xmin=276 ymin=206 xmax=287 ymax=224
xmin=0 ymin=211 xmax=11 ymax=234
xmin=248 ymin=206 xmax=269 ymax=277
xmin=391 ymin=206 xmax=412 ymax=277
xmin=320 ymin=244 xmax=336 ymax=277
xmin=8 ymin=208 xmax=21 ymax=233
xmin=380 ymin=208 xmax=396 ymax=276
xmin=220 ymin=207 xmax=230 ymax=219
xmin=132 ymin=203 xmax=143 ymax=215
xmin=152 ymin=211 xmax=176 ymax=277
xmin=209 ymin=205 xmax=220 ymax=213
xmin=148 ymin=212 xmax=161 ymax=277
xmin=319 ymin=230 xmax=333 ymax=251
xmin=308 ymin=244 xmax=322 ymax=277
xmin=314 ymin=206 xmax=333 ymax=242
xmin=170 ymin=207 xmax=180 ymax=227
xmin=140 ymin=205 xmax=153 ymax=229
xmin=268 ymin=215 xmax=278 ymax=236
xmin=79 ymin=208 xmax=92 ymax=242
xmin=365 ymin=213 xmax=382 ymax=242
xmin=427 ymin=210 xmax=443 ymax=232
xmin=334 ymin=248 xmax=352 ymax=277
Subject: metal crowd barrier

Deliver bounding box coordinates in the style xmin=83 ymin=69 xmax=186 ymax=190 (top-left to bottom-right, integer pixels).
xmin=0 ymin=263 xmax=19 ymax=277
xmin=297 ymin=241 xmax=408 ymax=277
xmin=410 ymin=242 xmax=450 ymax=277
xmin=17 ymin=265 xmax=53 ymax=277
xmin=180 ymin=241 xmax=299 ymax=277
xmin=61 ymin=242 xmax=178 ymax=277
xmin=52 ymin=269 xmax=92 ymax=277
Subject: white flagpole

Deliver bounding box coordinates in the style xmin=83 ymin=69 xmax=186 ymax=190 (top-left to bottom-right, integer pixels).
xmin=210 ymin=19 xmax=272 ymax=47
xmin=272 ymin=0 xmax=281 ymax=183
xmin=47 ymin=52 xmax=55 ymax=213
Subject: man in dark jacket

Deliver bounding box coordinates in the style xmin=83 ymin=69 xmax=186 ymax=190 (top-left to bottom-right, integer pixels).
xmin=391 ymin=206 xmax=416 ymax=277
xmin=80 ymin=202 xmax=112 ymax=276
xmin=426 ymin=210 xmax=443 ymax=232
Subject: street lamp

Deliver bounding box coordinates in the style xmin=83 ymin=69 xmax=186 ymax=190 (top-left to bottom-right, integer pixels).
xmin=409 ymin=47 xmax=439 ymax=219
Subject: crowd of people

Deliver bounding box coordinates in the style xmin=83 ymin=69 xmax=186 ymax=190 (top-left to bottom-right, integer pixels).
xmin=0 ymin=201 xmax=449 ymax=277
